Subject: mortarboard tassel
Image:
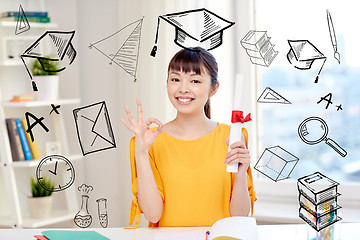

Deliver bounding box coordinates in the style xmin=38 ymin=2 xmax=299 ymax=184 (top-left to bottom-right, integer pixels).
xmin=32 ymin=81 xmax=38 ymax=91
xmin=314 ymin=57 xmax=327 ymax=83
xmin=150 ymin=17 xmax=161 ymax=57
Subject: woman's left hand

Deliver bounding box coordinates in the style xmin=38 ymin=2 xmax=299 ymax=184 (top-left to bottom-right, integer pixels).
xmin=225 ymin=138 xmax=251 ymax=175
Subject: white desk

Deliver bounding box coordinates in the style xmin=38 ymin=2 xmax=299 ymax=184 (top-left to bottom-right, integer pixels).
xmin=0 ymin=223 xmax=359 ymax=240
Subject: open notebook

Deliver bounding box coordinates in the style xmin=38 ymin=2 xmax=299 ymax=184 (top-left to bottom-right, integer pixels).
xmin=154 ymin=217 xmax=258 ymax=240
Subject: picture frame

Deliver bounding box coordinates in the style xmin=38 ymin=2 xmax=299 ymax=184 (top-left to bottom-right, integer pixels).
xmin=45 ymin=141 xmax=62 ymax=155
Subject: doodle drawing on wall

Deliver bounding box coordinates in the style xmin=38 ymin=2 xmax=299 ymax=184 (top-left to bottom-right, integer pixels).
xmin=96 ymin=198 xmax=108 ymax=228
xmin=36 ymin=155 xmax=75 ymax=192
xmin=89 ymin=17 xmax=143 ymax=82
xmin=15 ymin=4 xmax=30 ymax=35
xmin=73 ymin=101 xmax=116 ymax=156
xmin=326 ymin=10 xmax=340 ymax=64
xmin=150 ymin=8 xmax=234 ymax=57
xmin=298 ymin=116 xmax=347 ymax=157
xmin=21 ymin=31 xmax=77 ymax=91
xmin=240 ymin=30 xmax=278 ymax=67
xmin=257 ymin=87 xmax=291 ymax=104
xmin=74 ymin=184 xmax=94 ymax=228
xmin=25 ymin=111 xmax=49 ymax=142
xmin=298 ymin=172 xmax=342 ymax=231
xmin=254 ymin=146 xmax=299 ymax=182
xmin=287 ymin=40 xmax=327 ymax=83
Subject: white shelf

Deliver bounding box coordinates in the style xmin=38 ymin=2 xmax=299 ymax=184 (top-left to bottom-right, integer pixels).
xmin=2 ymin=98 xmax=80 ymax=107
xmin=0 ymin=10 xmax=79 ymax=228
xmin=0 ymin=215 xmax=12 ymax=227
xmin=22 ymin=210 xmax=74 ymax=228
xmin=0 ymin=60 xmax=23 ymax=66
xmin=11 ymin=154 xmax=83 ymax=168
xmin=0 ymin=21 xmax=57 ymax=29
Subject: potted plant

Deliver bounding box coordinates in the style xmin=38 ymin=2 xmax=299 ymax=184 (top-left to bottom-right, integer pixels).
xmin=27 ymin=177 xmax=54 ymax=219
xmin=31 ymin=57 xmax=60 ymax=101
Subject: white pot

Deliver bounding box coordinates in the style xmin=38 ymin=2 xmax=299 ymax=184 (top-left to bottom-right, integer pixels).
xmin=27 ymin=196 xmax=53 ymax=219
xmin=33 ymin=75 xmax=59 ymax=101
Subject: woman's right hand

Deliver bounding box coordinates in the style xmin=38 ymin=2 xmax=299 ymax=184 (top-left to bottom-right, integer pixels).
xmin=121 ymin=98 xmax=163 ymax=153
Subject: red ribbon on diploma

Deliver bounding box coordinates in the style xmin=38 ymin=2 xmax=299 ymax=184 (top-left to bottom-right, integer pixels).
xmin=231 ymin=110 xmax=252 ymax=123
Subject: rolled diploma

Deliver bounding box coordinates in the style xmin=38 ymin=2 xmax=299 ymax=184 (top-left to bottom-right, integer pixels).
xmin=226 ymin=74 xmax=245 ymax=173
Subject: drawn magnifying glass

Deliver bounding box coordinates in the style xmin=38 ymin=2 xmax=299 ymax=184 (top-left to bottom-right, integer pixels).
xmin=298 ymin=116 xmax=347 ymax=157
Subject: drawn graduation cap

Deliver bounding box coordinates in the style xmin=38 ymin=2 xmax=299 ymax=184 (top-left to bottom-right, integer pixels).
xmin=21 ymin=31 xmax=77 ymax=91
xmin=150 ymin=8 xmax=235 ymax=57
xmin=287 ymin=40 xmax=327 ymax=83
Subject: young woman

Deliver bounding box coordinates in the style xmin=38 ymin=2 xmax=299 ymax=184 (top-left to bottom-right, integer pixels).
xmin=121 ymin=47 xmax=256 ymax=228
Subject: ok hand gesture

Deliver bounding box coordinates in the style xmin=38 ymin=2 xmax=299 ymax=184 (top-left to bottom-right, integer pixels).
xmin=121 ymin=98 xmax=163 ymax=153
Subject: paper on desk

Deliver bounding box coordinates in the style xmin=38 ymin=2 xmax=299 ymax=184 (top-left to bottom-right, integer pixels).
xmin=208 ymin=217 xmax=258 ymax=240
xmin=41 ymin=230 xmax=110 ymax=240
xmin=154 ymin=230 xmax=206 ymax=240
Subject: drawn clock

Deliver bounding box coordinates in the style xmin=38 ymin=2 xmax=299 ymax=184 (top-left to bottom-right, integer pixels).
xmin=36 ymin=155 xmax=75 ymax=192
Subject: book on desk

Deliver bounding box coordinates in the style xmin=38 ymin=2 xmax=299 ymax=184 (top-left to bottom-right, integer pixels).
xmin=154 ymin=217 xmax=258 ymax=240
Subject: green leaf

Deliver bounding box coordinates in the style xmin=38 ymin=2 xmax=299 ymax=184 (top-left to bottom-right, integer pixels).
xmin=30 ymin=177 xmax=54 ymax=197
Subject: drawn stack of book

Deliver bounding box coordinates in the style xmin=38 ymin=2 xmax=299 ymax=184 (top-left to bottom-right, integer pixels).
xmin=240 ymin=30 xmax=278 ymax=67
xmin=297 ymin=172 xmax=342 ymax=231
xmin=5 ymin=118 xmax=41 ymax=161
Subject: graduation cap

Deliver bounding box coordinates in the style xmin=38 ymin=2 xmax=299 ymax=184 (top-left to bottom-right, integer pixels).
xmin=150 ymin=8 xmax=235 ymax=57
xmin=287 ymin=40 xmax=327 ymax=83
xmin=21 ymin=31 xmax=77 ymax=91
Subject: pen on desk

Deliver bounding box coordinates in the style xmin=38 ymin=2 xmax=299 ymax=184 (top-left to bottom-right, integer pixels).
xmin=205 ymin=231 xmax=210 ymax=240
xmin=326 ymin=9 xmax=340 ymax=64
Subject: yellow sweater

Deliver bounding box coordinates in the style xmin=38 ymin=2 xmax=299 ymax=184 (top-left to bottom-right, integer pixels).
xmin=127 ymin=123 xmax=256 ymax=228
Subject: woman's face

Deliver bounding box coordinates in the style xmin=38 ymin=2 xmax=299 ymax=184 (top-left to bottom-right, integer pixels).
xmin=167 ymin=66 xmax=218 ymax=116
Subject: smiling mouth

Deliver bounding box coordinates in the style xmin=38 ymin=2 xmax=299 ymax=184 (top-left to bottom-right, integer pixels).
xmin=176 ymin=97 xmax=194 ymax=103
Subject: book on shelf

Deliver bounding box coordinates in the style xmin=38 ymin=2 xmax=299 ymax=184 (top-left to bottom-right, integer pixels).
xmin=10 ymin=93 xmax=34 ymax=102
xmin=5 ymin=118 xmax=25 ymax=161
xmin=0 ymin=16 xmax=50 ymax=23
xmin=15 ymin=118 xmax=33 ymax=160
xmin=21 ymin=117 xmax=41 ymax=160
xmin=1 ymin=11 xmax=48 ymax=18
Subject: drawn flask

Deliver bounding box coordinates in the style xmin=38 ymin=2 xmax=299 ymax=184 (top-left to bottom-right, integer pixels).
xmin=74 ymin=195 xmax=92 ymax=228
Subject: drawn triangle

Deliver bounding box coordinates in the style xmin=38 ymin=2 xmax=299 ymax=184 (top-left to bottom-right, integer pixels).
xmin=264 ymin=92 xmax=280 ymax=100
xmin=15 ymin=5 xmax=30 ymax=35
xmin=110 ymin=19 xmax=143 ymax=77
xmin=19 ymin=16 xmax=27 ymax=29
xmin=257 ymin=87 xmax=291 ymax=104
xmin=90 ymin=18 xmax=143 ymax=80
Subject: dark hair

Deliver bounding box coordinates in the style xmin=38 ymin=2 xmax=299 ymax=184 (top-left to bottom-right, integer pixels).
xmin=168 ymin=47 xmax=218 ymax=119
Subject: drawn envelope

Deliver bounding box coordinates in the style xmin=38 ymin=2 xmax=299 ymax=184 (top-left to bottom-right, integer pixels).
xmin=73 ymin=101 xmax=116 ymax=156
